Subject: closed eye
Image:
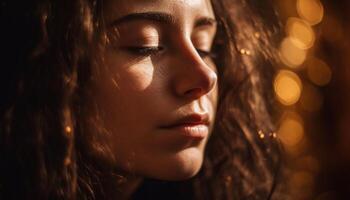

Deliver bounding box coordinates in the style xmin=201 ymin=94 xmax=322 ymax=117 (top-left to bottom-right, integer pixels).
xmin=196 ymin=49 xmax=217 ymax=59
xmin=122 ymin=46 xmax=216 ymax=59
xmin=124 ymin=46 xmax=164 ymax=56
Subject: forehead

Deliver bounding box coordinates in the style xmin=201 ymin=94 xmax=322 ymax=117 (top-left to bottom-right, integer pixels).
xmin=104 ymin=0 xmax=215 ymax=24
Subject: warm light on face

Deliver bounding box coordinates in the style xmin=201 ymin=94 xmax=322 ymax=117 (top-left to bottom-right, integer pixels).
xmin=280 ymin=37 xmax=307 ymax=68
xmin=97 ymin=0 xmax=218 ymax=181
xmin=297 ymin=0 xmax=324 ymax=26
xmin=274 ymin=70 xmax=303 ymax=106
xmin=278 ymin=112 xmax=304 ymax=147
xmin=286 ymin=17 xmax=315 ymax=50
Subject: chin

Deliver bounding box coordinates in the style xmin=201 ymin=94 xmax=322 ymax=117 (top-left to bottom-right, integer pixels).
xmin=141 ymin=147 xmax=205 ymax=181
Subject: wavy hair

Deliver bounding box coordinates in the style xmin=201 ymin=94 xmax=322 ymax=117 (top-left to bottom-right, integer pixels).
xmin=0 ymin=0 xmax=282 ymax=199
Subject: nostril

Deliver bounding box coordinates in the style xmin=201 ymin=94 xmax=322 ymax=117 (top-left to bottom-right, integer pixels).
xmin=174 ymin=67 xmax=217 ymax=99
xmin=184 ymin=72 xmax=216 ymax=98
xmin=184 ymin=88 xmax=204 ymax=99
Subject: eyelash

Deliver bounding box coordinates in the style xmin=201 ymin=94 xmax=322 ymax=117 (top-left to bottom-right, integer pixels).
xmin=196 ymin=49 xmax=217 ymax=59
xmin=125 ymin=46 xmax=217 ymax=59
xmin=125 ymin=46 xmax=164 ymax=56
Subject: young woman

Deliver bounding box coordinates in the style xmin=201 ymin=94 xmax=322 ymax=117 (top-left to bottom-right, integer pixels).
xmin=0 ymin=0 xmax=282 ymax=199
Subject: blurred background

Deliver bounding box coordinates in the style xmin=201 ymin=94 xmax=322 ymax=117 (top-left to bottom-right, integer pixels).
xmin=273 ymin=0 xmax=350 ymax=199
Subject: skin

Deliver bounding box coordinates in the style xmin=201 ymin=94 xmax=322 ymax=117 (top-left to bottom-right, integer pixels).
xmin=95 ymin=0 xmax=218 ymax=189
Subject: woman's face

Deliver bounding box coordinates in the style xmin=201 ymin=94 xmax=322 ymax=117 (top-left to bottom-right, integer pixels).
xmin=96 ymin=0 xmax=218 ymax=180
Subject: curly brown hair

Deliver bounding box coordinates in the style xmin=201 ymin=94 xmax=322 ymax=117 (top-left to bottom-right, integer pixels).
xmin=0 ymin=0 xmax=282 ymax=199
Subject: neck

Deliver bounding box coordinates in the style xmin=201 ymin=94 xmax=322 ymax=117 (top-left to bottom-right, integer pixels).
xmin=99 ymin=170 xmax=143 ymax=200
xmin=116 ymin=175 xmax=143 ymax=200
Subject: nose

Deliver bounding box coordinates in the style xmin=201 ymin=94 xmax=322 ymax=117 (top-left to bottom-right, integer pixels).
xmin=172 ymin=42 xmax=217 ymax=100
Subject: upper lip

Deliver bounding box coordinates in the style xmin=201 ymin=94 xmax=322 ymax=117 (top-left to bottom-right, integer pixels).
xmin=160 ymin=113 xmax=210 ymax=128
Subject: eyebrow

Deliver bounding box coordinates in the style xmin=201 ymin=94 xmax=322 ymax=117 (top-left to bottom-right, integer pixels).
xmin=110 ymin=12 xmax=217 ymax=28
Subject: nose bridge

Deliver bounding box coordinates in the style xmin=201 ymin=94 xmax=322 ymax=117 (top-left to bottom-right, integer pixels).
xmin=173 ymin=38 xmax=217 ymax=99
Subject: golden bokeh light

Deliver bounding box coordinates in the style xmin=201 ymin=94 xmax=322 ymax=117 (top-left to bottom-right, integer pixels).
xmin=307 ymin=58 xmax=332 ymax=86
xmin=280 ymin=37 xmax=307 ymax=68
xmin=286 ymin=17 xmax=315 ymax=49
xmin=300 ymin=83 xmax=324 ymax=112
xmin=275 ymin=0 xmax=328 ymax=197
xmin=297 ymin=0 xmax=324 ymax=26
xmin=274 ymin=70 xmax=303 ymax=106
xmin=65 ymin=126 xmax=72 ymax=136
xmin=278 ymin=112 xmax=304 ymax=147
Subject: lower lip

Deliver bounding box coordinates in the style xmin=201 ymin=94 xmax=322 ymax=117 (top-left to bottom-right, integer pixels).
xmin=164 ymin=124 xmax=209 ymax=139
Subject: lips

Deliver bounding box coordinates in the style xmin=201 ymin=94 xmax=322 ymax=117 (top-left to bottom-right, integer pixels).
xmin=160 ymin=113 xmax=210 ymax=138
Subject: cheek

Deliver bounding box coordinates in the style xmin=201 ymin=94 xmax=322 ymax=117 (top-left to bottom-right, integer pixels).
xmin=97 ymin=52 xmax=166 ymax=140
xmin=121 ymin=61 xmax=155 ymax=91
xmin=106 ymin=52 xmax=155 ymax=91
xmin=93 ymin=53 xmax=156 ymax=139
